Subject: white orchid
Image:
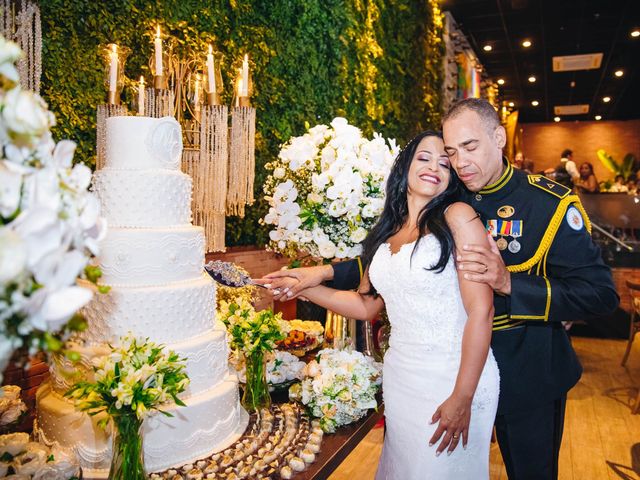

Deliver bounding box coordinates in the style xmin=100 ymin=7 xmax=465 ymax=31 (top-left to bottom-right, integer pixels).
xmin=263 ymin=118 xmax=399 ymax=260
xmin=0 ymin=36 xmax=105 ymax=384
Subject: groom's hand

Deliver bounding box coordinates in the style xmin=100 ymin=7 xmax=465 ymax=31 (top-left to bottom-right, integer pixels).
xmin=457 ymin=236 xmax=511 ymax=295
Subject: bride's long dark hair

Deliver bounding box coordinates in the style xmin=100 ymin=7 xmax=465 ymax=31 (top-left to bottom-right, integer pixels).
xmin=361 ymin=130 xmax=462 ymax=292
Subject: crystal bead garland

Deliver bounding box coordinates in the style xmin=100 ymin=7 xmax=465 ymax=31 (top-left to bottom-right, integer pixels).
xmin=2 ymin=0 xmax=42 ymax=93
xmin=227 ymin=105 xmax=256 ymax=217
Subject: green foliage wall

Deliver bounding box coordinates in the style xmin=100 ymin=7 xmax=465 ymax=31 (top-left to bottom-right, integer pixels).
xmin=40 ymin=0 xmax=444 ymax=246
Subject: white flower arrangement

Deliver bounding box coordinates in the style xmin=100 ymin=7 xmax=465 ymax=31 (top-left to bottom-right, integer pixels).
xmin=0 ymin=432 xmax=80 ymax=479
xmin=65 ymin=334 xmax=189 ymax=425
xmin=0 ymin=385 xmax=27 ymax=427
xmin=0 ymin=35 xmax=106 ymax=381
xmin=262 ymin=117 xmax=399 ymax=260
xmin=289 ymin=348 xmax=382 ymax=433
xmin=230 ymin=350 xmax=306 ymax=387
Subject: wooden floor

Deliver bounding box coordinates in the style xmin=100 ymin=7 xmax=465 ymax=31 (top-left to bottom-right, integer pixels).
xmin=329 ymin=336 xmax=640 ymax=480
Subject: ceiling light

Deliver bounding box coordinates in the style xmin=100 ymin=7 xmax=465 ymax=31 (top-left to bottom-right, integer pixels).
xmin=614 ymin=70 xmax=624 ymax=77
xmin=554 ymin=116 xmax=561 ymax=122
xmin=603 ymin=96 xmax=611 ymax=103
xmin=508 ymin=101 xmax=515 ymax=107
xmin=483 ymin=45 xmax=492 ymax=52
xmin=531 ymin=100 xmax=539 ymax=106
xmin=595 ymin=115 xmax=602 ymax=120
xmin=528 ymin=76 xmax=536 ymax=83
xmin=631 ymin=30 xmax=640 ymax=38
xmin=497 ymin=78 xmax=505 ymax=85
xmin=522 ymin=40 xmax=532 ymax=48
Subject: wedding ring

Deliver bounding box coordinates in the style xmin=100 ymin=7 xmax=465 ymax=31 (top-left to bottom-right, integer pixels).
xmin=483 ymin=265 xmax=488 ymax=273
xmin=452 ymin=434 xmax=459 ymax=439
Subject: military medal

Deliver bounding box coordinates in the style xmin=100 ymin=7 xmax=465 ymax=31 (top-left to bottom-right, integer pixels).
xmin=497 ymin=237 xmax=508 ymax=250
xmin=508 ymin=220 xmax=522 ymax=253
xmin=497 ymin=205 xmax=515 ymax=219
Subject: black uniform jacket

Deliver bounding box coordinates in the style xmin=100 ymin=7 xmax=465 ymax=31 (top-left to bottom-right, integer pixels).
xmin=332 ymin=161 xmax=619 ymax=415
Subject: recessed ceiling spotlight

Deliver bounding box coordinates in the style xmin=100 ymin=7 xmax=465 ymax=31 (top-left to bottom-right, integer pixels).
xmin=522 ymin=40 xmax=532 ymax=48
xmin=483 ymin=44 xmax=493 ymax=52
xmin=528 ymin=76 xmax=536 ymax=83
xmin=531 ymin=100 xmax=539 ymax=106
xmin=631 ymin=30 xmax=640 ymax=38
xmin=603 ymin=96 xmax=611 ymax=103
xmin=554 ymin=116 xmax=561 ymax=122
xmin=508 ymin=101 xmax=515 ymax=107
xmin=614 ymin=70 xmax=624 ymax=77
xmin=595 ymin=115 xmax=602 ymax=120
xmin=497 ymin=78 xmax=505 ymax=85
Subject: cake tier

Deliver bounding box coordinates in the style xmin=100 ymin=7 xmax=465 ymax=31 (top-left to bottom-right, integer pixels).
xmin=92 ymin=169 xmax=192 ymax=228
xmin=105 ymin=116 xmax=183 ymax=171
xmin=36 ymin=376 xmax=249 ymax=477
xmin=98 ymin=226 xmax=205 ymax=287
xmin=81 ymin=275 xmax=216 ymax=345
xmin=50 ymin=325 xmax=229 ymax=399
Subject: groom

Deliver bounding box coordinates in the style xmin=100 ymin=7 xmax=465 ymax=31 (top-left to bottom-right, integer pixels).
xmin=262 ymin=98 xmax=618 ymax=479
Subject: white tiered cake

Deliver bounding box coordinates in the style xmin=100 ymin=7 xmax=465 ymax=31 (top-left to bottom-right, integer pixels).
xmin=36 ymin=116 xmax=248 ymax=477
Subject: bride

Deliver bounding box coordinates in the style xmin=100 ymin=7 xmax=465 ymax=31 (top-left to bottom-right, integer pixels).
xmin=263 ymin=131 xmax=500 ymax=479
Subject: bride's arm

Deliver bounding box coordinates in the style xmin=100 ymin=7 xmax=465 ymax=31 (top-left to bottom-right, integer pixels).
xmin=296 ymin=269 xmax=384 ymax=322
xmin=429 ymin=202 xmax=495 ymax=455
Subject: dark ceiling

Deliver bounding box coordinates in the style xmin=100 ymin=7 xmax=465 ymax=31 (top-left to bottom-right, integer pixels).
xmin=442 ymin=0 xmax=640 ymax=123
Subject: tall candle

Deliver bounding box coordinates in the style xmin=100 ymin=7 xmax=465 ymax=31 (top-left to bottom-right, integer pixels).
xmin=108 ymin=44 xmax=118 ymax=92
xmin=138 ymin=76 xmax=145 ymax=116
xmin=206 ymin=45 xmax=215 ymax=93
xmin=241 ymin=54 xmax=249 ymax=96
xmin=154 ymin=26 xmax=163 ymax=76
xmin=237 ymin=77 xmax=244 ymax=100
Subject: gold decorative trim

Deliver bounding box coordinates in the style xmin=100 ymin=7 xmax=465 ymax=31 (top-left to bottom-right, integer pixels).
xmin=507 ymin=195 xmax=582 ymax=273
xmin=479 ymin=162 xmax=513 ymax=194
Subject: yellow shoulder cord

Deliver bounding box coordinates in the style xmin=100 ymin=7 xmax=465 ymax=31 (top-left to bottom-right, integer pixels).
xmin=507 ymin=194 xmax=586 ymax=273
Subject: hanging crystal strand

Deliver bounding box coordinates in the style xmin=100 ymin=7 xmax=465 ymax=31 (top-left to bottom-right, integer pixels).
xmin=227 ymin=106 xmax=255 ymax=217
xmin=146 ymin=88 xmax=175 ymax=118
xmin=96 ymin=104 xmax=128 ymax=170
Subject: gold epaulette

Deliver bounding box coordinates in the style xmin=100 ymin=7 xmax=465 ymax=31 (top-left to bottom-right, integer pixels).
xmin=507 ymin=194 xmax=592 ymax=274
xmin=527 ymin=175 xmax=571 ymax=199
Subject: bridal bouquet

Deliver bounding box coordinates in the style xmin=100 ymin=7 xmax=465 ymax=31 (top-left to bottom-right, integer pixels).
xmin=262 ymin=117 xmax=399 ymax=260
xmin=0 ymin=35 xmax=106 ymax=381
xmin=65 ymin=334 xmax=189 ymax=479
xmin=218 ymin=299 xmax=287 ymax=410
xmin=289 ymin=348 xmax=382 ymax=433
xmin=0 ymin=432 xmax=80 ymax=479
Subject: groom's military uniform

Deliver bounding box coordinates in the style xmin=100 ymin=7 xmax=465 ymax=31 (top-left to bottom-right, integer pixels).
xmin=332 ymin=161 xmax=618 ymax=479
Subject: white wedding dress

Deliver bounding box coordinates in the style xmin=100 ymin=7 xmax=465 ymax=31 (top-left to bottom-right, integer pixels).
xmin=369 ymin=234 xmax=500 ymax=479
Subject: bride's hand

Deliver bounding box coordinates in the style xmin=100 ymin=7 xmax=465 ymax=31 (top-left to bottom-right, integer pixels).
xmin=428 ymin=393 xmax=472 ymax=455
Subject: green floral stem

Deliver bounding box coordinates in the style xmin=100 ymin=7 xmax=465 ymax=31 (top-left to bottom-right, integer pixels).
xmin=242 ymin=350 xmax=271 ymax=412
xmin=109 ymin=413 xmax=145 ymax=480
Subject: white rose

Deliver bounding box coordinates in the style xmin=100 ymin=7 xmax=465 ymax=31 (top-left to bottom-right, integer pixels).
xmin=348 ymin=244 xmax=363 ymax=258
xmin=2 ymin=88 xmax=54 ymax=147
xmin=328 ymin=199 xmax=347 ymax=217
xmin=317 ymin=241 xmax=336 ymax=259
xmin=349 ymin=227 xmax=368 ymax=244
xmin=306 ymin=192 xmax=323 ymax=204
xmin=0 ymin=164 xmax=22 ymax=217
xmin=273 ymin=167 xmax=286 ymax=179
xmin=0 ymin=228 xmax=27 ymax=284
xmin=335 ymin=243 xmax=349 ymax=259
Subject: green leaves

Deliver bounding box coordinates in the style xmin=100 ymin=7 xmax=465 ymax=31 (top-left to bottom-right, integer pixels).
xmin=41 ymin=0 xmax=443 ymax=245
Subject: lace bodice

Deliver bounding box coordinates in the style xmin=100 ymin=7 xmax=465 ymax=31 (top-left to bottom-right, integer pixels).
xmin=368 ymin=234 xmax=467 ymax=351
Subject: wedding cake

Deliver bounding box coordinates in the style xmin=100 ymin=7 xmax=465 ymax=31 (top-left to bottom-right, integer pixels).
xmin=36 ymin=116 xmax=248 ymax=476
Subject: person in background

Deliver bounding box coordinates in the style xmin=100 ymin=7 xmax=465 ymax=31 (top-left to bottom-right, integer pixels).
xmin=512 ymin=151 xmax=524 ymax=170
xmin=546 ymin=149 xmax=579 ymax=189
xmin=609 ymin=175 xmax=629 ymax=193
xmin=574 ymin=162 xmax=599 ymax=194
